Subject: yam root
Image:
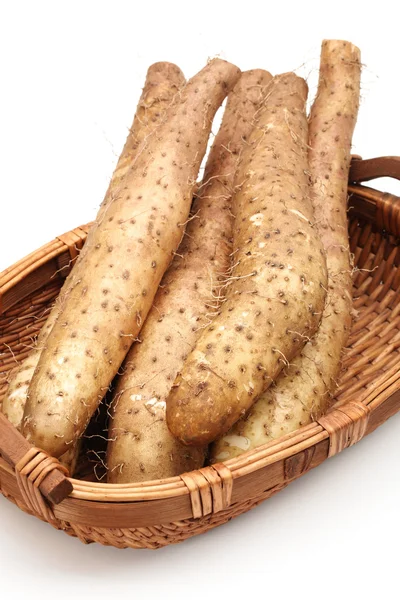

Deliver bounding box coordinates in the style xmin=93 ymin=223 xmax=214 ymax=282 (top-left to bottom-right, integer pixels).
xmin=2 ymin=357 xmax=81 ymax=474
xmin=211 ymin=40 xmax=361 ymax=461
xmin=107 ymin=69 xmax=272 ymax=483
xmin=166 ymin=73 xmax=328 ymax=447
xmin=3 ymin=360 xmax=35 ymax=430
xmin=23 ymin=59 xmax=241 ymax=457
xmin=3 ymin=62 xmax=185 ymax=472
xmin=98 ymin=62 xmax=186 ymax=222
xmin=3 ymin=62 xmax=185 ymax=427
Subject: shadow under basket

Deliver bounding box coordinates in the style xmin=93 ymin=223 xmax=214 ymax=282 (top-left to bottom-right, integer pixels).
xmin=0 ymin=156 xmax=400 ymax=550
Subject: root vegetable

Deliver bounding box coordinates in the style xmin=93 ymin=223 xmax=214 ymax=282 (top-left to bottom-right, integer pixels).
xmin=59 ymin=440 xmax=81 ymax=474
xmin=3 ymin=62 xmax=185 ymax=471
xmin=3 ymin=62 xmax=185 ymax=427
xmin=107 ymin=69 xmax=272 ymax=483
xmin=98 ymin=62 xmax=186 ymax=222
xmin=211 ymin=40 xmax=361 ymax=461
xmin=2 ymin=358 xmax=81 ymax=474
xmin=3 ymin=360 xmax=34 ymax=430
xmin=23 ymin=59 xmax=241 ymax=458
xmin=166 ymin=73 xmax=328 ymax=447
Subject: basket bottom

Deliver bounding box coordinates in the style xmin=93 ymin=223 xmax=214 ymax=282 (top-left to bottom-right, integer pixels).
xmin=0 ymin=481 xmax=286 ymax=549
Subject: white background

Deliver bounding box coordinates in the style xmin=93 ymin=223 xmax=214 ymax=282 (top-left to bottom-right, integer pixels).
xmin=0 ymin=1 xmax=399 ymax=599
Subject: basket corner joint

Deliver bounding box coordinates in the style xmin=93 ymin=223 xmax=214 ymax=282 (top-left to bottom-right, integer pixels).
xmin=317 ymin=400 xmax=371 ymax=458
xmin=180 ymin=462 xmax=233 ymax=519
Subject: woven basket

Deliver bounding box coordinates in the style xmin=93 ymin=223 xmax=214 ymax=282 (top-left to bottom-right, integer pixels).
xmin=0 ymin=156 xmax=399 ymax=550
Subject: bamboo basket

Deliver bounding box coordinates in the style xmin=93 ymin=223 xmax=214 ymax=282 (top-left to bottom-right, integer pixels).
xmin=0 ymin=156 xmax=399 ymax=550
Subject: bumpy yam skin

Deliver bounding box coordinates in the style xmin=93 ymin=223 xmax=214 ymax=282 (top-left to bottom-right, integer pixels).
xmin=23 ymin=59 xmax=241 ymax=457
xmin=3 ymin=62 xmax=185 ymax=468
xmin=212 ymin=41 xmax=360 ymax=461
xmin=45 ymin=63 xmax=186 ymax=333
xmin=58 ymin=439 xmax=81 ymax=475
xmin=98 ymin=62 xmax=185 ymax=221
xmin=107 ymin=70 xmax=272 ymax=483
xmin=2 ymin=355 xmax=80 ymax=475
xmin=167 ymin=73 xmax=328 ymax=446
xmin=3 ymin=62 xmax=185 ymax=423
xmin=3 ymin=360 xmax=35 ymax=430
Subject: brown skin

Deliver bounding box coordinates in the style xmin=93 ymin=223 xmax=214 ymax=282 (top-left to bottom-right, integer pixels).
xmin=59 ymin=440 xmax=81 ymax=474
xmin=98 ymin=62 xmax=186 ymax=222
xmin=2 ymin=358 xmax=80 ymax=474
xmin=3 ymin=63 xmax=185 ymax=471
xmin=212 ymin=41 xmax=361 ymax=461
xmin=3 ymin=361 xmax=35 ymax=430
xmin=3 ymin=62 xmax=185 ymax=426
xmin=23 ymin=59 xmax=241 ymax=458
xmin=166 ymin=73 xmax=328 ymax=447
xmin=107 ymin=70 xmax=272 ymax=483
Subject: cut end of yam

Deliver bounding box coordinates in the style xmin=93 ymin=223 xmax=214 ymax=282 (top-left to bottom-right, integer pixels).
xmin=321 ymin=39 xmax=361 ymax=60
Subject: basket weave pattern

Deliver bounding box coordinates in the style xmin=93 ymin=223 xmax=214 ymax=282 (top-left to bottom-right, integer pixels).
xmin=0 ymin=157 xmax=399 ymax=549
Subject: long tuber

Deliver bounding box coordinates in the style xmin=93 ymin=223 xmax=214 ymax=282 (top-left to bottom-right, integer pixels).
xmin=166 ymin=73 xmax=328 ymax=447
xmin=107 ymin=70 xmax=272 ymax=482
xmin=211 ymin=41 xmax=361 ymax=460
xmin=23 ymin=59 xmax=241 ymax=457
